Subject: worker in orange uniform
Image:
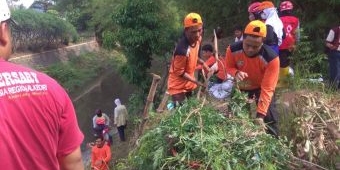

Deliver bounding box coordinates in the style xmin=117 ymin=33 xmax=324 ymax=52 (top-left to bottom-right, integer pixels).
xmin=225 ymin=20 xmax=280 ymax=137
xmin=167 ymin=12 xmax=211 ymax=106
xmin=91 ymin=136 xmax=112 ymax=170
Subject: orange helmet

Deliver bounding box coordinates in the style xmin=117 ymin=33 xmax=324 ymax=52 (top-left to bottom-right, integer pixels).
xmin=259 ymin=1 xmax=275 ymax=11
xmin=248 ymin=2 xmax=261 ymax=13
xmin=280 ymin=1 xmax=293 ymax=11
xmin=244 ymin=20 xmax=267 ymax=38
xmin=184 ymin=13 xmax=203 ymax=28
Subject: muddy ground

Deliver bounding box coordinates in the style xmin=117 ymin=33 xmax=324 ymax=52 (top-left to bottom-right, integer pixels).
xmin=71 ymin=68 xmax=137 ymax=165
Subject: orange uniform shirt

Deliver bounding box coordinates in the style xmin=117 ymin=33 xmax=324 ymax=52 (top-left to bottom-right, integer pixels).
xmin=225 ymin=42 xmax=279 ymax=115
xmin=91 ymin=144 xmax=111 ymax=170
xmin=168 ymin=36 xmax=201 ymax=95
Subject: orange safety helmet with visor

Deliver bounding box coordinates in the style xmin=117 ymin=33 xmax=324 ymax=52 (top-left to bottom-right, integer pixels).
xmin=244 ymin=20 xmax=267 ymax=38
xmin=184 ymin=12 xmax=203 ymax=28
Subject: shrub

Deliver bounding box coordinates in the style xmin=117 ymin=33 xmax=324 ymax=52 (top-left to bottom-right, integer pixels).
xmin=11 ymin=9 xmax=79 ymax=52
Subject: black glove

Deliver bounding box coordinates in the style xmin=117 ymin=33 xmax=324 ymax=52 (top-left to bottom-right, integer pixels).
xmin=256 ymin=112 xmax=265 ymax=119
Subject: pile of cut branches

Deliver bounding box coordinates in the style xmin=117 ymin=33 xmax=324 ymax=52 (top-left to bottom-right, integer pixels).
xmin=127 ymin=98 xmax=291 ymax=170
xmin=288 ymin=92 xmax=340 ymax=169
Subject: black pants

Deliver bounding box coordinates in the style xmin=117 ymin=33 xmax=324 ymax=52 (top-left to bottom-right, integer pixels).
xmin=171 ymin=91 xmax=193 ymax=107
xmin=117 ymin=125 xmax=126 ymax=141
xmin=242 ymin=89 xmax=279 ymax=137
xmin=279 ymin=49 xmax=292 ymax=68
xmin=328 ymin=50 xmax=340 ymax=89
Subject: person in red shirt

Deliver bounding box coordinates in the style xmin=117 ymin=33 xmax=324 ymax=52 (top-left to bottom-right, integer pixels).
xmin=279 ymin=1 xmax=300 ymax=83
xmin=0 ymin=0 xmax=84 ymax=169
xmin=167 ymin=12 xmax=210 ymax=106
xmin=91 ymin=136 xmax=112 ymax=170
xmin=225 ymin=20 xmax=280 ymax=137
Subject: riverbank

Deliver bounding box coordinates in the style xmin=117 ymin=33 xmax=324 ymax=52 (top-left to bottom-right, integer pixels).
xmin=9 ymin=43 xmax=138 ymax=168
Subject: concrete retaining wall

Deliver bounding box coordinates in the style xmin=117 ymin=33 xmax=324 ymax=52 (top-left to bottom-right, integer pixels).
xmin=9 ymin=40 xmax=99 ymax=68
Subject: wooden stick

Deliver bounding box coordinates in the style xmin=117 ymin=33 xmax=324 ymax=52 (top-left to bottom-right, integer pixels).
xmin=142 ymin=73 xmax=161 ymax=119
xmin=292 ymin=156 xmax=328 ymax=170
xmin=156 ymin=91 xmax=170 ymax=113
xmin=197 ymin=69 xmax=207 ymax=99
xmin=213 ymin=29 xmax=219 ymax=61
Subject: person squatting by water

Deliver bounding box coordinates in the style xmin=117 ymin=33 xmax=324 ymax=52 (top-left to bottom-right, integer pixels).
xmin=93 ymin=109 xmax=113 ymax=145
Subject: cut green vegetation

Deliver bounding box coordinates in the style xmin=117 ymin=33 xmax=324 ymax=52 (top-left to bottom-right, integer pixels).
xmin=126 ymin=99 xmax=291 ymax=170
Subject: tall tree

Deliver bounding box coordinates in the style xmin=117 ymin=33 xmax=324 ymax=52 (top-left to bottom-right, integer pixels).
xmin=86 ymin=0 xmax=123 ymax=46
xmin=54 ymin=0 xmax=91 ymax=30
xmin=108 ymin=0 xmax=181 ymax=91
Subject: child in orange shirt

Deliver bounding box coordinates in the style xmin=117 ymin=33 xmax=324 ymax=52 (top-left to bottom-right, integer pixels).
xmin=196 ymin=44 xmax=216 ymax=79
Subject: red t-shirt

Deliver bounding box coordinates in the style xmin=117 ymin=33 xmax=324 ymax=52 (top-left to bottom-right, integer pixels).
xmin=0 ymin=59 xmax=84 ymax=169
